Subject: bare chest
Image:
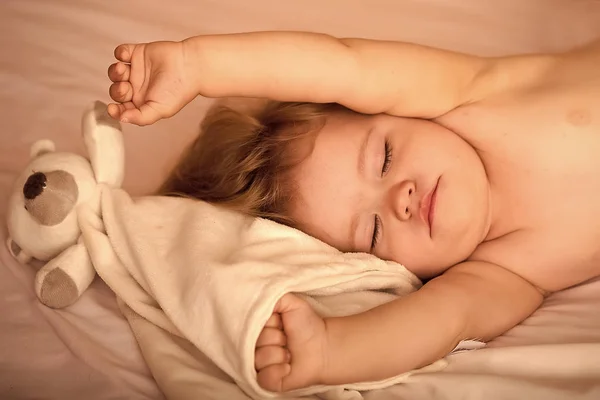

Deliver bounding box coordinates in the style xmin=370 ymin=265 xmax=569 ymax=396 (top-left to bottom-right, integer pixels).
xmin=439 ymin=82 xmax=600 ymax=290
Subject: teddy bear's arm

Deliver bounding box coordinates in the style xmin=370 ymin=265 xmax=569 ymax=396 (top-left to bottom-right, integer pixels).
xmin=82 ymin=101 xmax=125 ymax=187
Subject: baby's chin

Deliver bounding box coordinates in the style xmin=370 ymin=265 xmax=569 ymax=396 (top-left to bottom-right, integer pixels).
xmin=400 ymin=257 xmax=457 ymax=280
xmin=407 ymin=235 xmax=481 ymax=278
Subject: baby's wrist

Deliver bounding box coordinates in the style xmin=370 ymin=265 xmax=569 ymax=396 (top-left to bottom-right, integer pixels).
xmin=319 ymin=317 xmax=347 ymax=386
xmin=181 ymin=35 xmax=242 ymax=99
xmin=180 ymin=38 xmax=206 ymax=96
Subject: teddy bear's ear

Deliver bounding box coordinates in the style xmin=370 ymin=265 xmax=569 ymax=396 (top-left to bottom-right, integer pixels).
xmin=30 ymin=140 xmax=56 ymax=159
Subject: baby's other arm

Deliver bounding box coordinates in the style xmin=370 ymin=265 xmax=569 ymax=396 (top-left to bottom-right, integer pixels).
xmin=321 ymin=261 xmax=543 ymax=384
xmin=183 ymin=32 xmax=556 ymax=118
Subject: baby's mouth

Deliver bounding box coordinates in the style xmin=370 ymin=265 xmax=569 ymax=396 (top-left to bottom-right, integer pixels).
xmin=420 ymin=177 xmax=440 ymax=237
xmin=428 ymin=178 xmax=440 ymax=236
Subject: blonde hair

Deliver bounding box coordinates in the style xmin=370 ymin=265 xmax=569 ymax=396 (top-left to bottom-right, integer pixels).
xmin=159 ymin=100 xmax=341 ymax=225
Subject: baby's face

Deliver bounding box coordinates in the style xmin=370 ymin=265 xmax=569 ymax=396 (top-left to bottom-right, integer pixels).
xmin=289 ymin=110 xmax=491 ymax=278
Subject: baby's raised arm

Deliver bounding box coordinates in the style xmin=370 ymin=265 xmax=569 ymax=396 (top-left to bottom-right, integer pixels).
xmin=184 ymin=31 xmax=490 ymax=118
xmin=109 ymin=31 xmax=555 ymax=125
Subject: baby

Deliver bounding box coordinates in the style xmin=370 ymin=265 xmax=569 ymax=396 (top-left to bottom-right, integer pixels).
xmin=106 ymin=32 xmax=600 ymax=392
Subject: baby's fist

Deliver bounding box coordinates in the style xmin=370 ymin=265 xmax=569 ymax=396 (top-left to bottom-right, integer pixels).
xmin=254 ymin=313 xmax=292 ymax=390
xmin=255 ymin=294 xmax=328 ymax=393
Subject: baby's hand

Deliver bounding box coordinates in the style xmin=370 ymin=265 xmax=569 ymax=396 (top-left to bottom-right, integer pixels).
xmin=107 ymin=41 xmax=198 ymax=126
xmin=255 ymin=294 xmax=328 ymax=392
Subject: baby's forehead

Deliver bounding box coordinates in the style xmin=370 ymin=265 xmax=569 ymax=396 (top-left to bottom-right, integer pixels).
xmin=287 ymin=169 xmax=358 ymax=253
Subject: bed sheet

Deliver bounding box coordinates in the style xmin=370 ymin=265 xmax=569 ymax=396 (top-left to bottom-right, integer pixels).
xmin=1 ymin=1 xmax=600 ymax=399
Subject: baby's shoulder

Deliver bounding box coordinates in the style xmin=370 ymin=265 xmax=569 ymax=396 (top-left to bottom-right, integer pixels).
xmin=470 ymin=228 xmax=600 ymax=293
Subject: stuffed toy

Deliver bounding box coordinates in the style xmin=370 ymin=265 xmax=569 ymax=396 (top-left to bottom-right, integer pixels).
xmin=5 ymin=101 xmax=124 ymax=308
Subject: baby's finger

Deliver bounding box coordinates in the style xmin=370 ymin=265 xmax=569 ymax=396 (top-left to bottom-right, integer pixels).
xmin=109 ymin=82 xmax=133 ymax=103
xmin=255 ymin=346 xmax=291 ymax=371
xmin=114 ymin=44 xmax=136 ymax=63
xmin=264 ymin=313 xmax=283 ymax=329
xmin=119 ymin=103 xmax=162 ymax=126
xmin=107 ymin=102 xmax=135 ymax=120
xmin=108 ymin=62 xmax=131 ymax=83
xmin=256 ymin=328 xmax=287 ymax=347
xmin=257 ymin=364 xmax=292 ymax=393
xmin=273 ymin=293 xmax=307 ymax=315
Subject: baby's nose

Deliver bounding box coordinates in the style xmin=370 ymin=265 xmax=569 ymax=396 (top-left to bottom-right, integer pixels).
xmin=389 ymin=180 xmax=415 ymax=221
xmin=23 ymin=172 xmax=47 ymax=200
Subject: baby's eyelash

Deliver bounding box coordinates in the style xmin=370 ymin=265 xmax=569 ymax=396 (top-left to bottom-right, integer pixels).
xmin=371 ymin=215 xmax=382 ymax=251
xmin=371 ymin=139 xmax=392 ymax=251
xmin=382 ymin=139 xmax=393 ymax=175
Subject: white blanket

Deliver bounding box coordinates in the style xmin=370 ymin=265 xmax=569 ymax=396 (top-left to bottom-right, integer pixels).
xmin=79 ymin=186 xmax=480 ymax=400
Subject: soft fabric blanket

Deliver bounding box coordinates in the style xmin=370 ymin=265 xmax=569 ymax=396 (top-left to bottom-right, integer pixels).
xmin=79 ymin=186 xmax=481 ymax=400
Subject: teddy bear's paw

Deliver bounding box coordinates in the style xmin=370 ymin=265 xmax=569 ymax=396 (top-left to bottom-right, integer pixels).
xmin=39 ymin=268 xmax=79 ymax=309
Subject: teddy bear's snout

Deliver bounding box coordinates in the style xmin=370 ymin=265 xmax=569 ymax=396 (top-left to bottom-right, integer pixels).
xmin=23 ymin=172 xmax=47 ymax=200
xmin=22 ymin=170 xmax=79 ymax=226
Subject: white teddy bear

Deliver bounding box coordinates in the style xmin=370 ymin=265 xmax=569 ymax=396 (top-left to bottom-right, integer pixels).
xmin=6 ymin=101 xmax=124 ymax=308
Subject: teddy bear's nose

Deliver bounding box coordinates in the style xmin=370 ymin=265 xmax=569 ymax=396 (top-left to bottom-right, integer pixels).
xmin=23 ymin=172 xmax=47 ymax=200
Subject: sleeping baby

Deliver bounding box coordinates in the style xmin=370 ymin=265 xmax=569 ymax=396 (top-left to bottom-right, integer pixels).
xmin=105 ymin=31 xmax=600 ymax=392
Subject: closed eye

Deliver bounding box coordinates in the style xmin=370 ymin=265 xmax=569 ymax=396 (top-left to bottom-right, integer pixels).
xmin=370 ymin=215 xmax=382 ymax=252
xmin=371 ymin=139 xmax=393 ymax=251
xmin=382 ymin=139 xmax=393 ymax=175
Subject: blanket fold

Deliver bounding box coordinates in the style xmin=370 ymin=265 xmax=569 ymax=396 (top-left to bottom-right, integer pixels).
xmin=79 ymin=187 xmax=473 ymax=400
